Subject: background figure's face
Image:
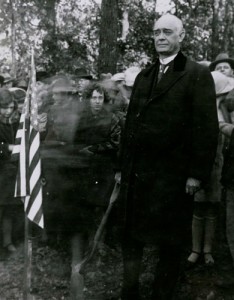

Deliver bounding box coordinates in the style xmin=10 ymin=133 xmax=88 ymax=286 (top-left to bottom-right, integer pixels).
xmin=90 ymin=89 xmax=104 ymax=113
xmin=0 ymin=102 xmax=14 ymax=118
xmin=153 ymin=17 xmax=184 ymax=58
xmin=17 ymin=102 xmax=24 ymax=114
xmin=215 ymin=62 xmax=233 ymax=77
xmin=77 ymin=78 xmax=90 ymax=92
xmin=52 ymin=91 xmax=67 ymax=105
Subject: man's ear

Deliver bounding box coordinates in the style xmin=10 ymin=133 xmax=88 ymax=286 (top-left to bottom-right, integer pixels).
xmin=179 ymin=30 xmax=185 ymax=43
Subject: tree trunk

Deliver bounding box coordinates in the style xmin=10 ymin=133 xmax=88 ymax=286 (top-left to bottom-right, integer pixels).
xmin=211 ymin=0 xmax=221 ymax=59
xmin=45 ymin=0 xmax=57 ymax=34
xmin=9 ymin=0 xmax=16 ymax=78
xmin=224 ymin=0 xmax=234 ymax=54
xmin=98 ymin=0 xmax=119 ymax=75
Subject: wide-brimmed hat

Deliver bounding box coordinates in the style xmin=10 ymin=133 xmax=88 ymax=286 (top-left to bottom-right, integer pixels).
xmin=36 ymin=71 xmax=49 ymax=82
xmin=111 ymin=73 xmax=125 ymax=82
xmin=210 ymin=53 xmax=234 ymax=71
xmin=9 ymin=87 xmax=26 ymax=104
xmin=52 ymin=77 xmax=74 ymax=93
xmin=124 ymin=66 xmax=141 ymax=87
xmin=74 ymin=67 xmax=93 ymax=80
xmin=211 ymin=71 xmax=234 ymax=95
xmin=99 ymin=73 xmax=112 ymax=80
xmin=3 ymin=73 xmax=15 ymax=84
xmin=197 ymin=61 xmax=211 ymax=67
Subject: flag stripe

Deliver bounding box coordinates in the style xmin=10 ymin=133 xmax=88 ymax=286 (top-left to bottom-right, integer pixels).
xmin=26 ymin=178 xmax=41 ymax=214
xmin=12 ymin=48 xmax=44 ymax=228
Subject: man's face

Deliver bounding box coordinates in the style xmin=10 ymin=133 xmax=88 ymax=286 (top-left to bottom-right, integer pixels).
xmin=153 ymin=17 xmax=184 ymax=57
xmin=77 ymin=78 xmax=90 ymax=92
xmin=90 ymin=90 xmax=104 ymax=113
xmin=215 ymin=62 xmax=233 ymax=77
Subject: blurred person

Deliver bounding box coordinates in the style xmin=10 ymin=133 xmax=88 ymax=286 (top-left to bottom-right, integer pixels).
xmin=213 ymin=74 xmax=234 ymax=287
xmin=110 ymin=67 xmax=140 ymax=129
xmin=111 ymin=67 xmax=141 ymax=111
xmin=187 ymin=71 xmax=234 ymax=267
xmin=118 ymin=14 xmax=218 ymax=300
xmin=36 ymin=82 xmax=52 ymax=134
xmin=0 ymin=89 xmax=21 ymax=257
xmin=210 ymin=53 xmax=234 ymax=78
xmin=41 ymin=81 xmax=120 ymax=299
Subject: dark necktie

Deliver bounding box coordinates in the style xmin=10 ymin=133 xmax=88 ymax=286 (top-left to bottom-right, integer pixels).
xmin=157 ymin=64 xmax=167 ymax=83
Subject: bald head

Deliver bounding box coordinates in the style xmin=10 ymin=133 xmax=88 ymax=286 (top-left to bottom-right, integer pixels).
xmin=153 ymin=14 xmax=185 ymax=58
xmin=154 ymin=14 xmax=184 ymax=34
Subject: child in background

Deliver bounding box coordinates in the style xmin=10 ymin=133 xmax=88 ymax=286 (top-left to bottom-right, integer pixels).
xmin=0 ymin=88 xmax=20 ymax=256
xmin=187 ymin=71 xmax=234 ymax=266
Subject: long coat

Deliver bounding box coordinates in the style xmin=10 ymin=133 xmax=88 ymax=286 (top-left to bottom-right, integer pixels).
xmin=120 ymin=51 xmax=219 ymax=244
xmin=0 ymin=119 xmax=19 ymax=205
xmin=41 ymin=103 xmax=120 ymax=235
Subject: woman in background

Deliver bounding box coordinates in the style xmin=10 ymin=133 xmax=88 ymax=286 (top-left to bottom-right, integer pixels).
xmin=0 ymin=88 xmax=21 ymax=257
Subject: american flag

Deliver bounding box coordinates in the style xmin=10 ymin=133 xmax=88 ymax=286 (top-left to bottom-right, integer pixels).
xmin=12 ymin=49 xmax=44 ymax=228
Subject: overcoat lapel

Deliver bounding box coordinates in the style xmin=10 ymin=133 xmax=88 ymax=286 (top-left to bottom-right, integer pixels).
xmin=139 ymin=51 xmax=188 ymax=109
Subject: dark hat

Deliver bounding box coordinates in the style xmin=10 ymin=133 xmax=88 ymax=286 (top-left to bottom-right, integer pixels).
xmin=0 ymin=75 xmax=5 ymax=85
xmin=0 ymin=88 xmax=14 ymax=107
xmin=3 ymin=73 xmax=15 ymax=84
xmin=17 ymin=79 xmax=28 ymax=90
xmin=9 ymin=87 xmax=26 ymax=104
xmin=74 ymin=67 xmax=93 ymax=80
xmin=36 ymin=71 xmax=49 ymax=82
xmin=209 ymin=53 xmax=234 ymax=71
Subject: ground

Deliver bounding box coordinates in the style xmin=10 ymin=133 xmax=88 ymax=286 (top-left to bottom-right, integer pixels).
xmin=0 ymin=213 xmax=234 ymax=300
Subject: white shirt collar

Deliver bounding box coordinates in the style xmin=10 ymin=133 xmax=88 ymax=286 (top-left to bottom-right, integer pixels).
xmin=159 ymin=53 xmax=178 ymax=65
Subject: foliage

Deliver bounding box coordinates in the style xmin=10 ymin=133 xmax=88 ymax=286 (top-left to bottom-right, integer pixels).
xmin=118 ymin=0 xmax=156 ymax=69
xmin=0 ymin=0 xmax=234 ymax=79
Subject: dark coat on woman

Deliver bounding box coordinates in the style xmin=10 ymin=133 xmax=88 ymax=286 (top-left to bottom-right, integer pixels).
xmin=120 ymin=51 xmax=219 ymax=244
xmin=41 ymin=101 xmax=121 ymax=234
xmin=0 ymin=113 xmax=19 ymax=205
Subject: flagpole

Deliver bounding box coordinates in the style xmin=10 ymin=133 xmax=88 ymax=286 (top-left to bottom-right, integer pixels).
xmin=12 ymin=46 xmax=44 ymax=299
xmin=24 ymin=215 xmax=32 ymax=300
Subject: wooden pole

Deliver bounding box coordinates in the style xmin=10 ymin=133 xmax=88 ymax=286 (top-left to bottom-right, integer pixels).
xmin=75 ymin=182 xmax=120 ymax=274
xmin=23 ymin=215 xmax=32 ymax=300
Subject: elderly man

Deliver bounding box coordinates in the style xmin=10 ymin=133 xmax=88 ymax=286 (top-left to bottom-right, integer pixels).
xmin=210 ymin=53 xmax=234 ymax=77
xmin=119 ymin=14 xmax=218 ymax=300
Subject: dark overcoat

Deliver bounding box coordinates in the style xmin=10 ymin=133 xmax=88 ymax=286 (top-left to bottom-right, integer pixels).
xmin=120 ymin=52 xmax=219 ymax=244
xmin=0 ymin=120 xmax=19 ymax=206
xmin=41 ymin=103 xmax=120 ymax=235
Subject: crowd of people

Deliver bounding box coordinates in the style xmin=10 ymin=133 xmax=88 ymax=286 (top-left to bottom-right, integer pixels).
xmin=0 ymin=12 xmax=234 ymax=300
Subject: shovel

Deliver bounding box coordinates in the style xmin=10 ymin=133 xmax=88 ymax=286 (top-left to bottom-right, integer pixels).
xmin=73 ymin=181 xmax=120 ymax=274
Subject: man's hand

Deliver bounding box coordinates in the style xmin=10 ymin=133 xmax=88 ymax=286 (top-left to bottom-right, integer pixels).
xmin=185 ymin=177 xmax=201 ymax=195
xmin=8 ymin=144 xmax=14 ymax=152
xmin=115 ymin=172 xmax=121 ymax=184
xmin=79 ymin=147 xmax=94 ymax=156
